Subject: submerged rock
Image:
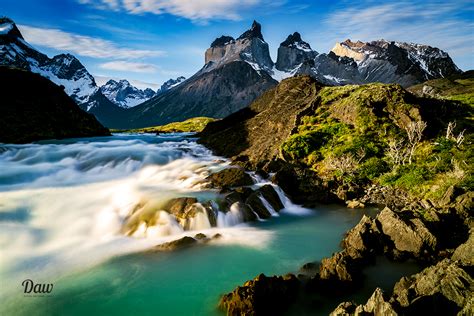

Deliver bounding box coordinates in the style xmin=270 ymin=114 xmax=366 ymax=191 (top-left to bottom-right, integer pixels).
xmin=151 ymin=236 xmax=197 ymax=251
xmin=206 ymin=168 xmax=254 ymax=189
xmin=219 ymin=273 xmax=300 ymax=315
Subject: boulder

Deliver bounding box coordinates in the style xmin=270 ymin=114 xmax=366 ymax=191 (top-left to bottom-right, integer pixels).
xmin=452 ymin=230 xmax=474 ymax=265
xmin=256 ymin=185 xmax=284 ymax=212
xmin=219 ymin=273 xmax=300 ymax=315
xmin=346 ymin=200 xmax=365 ymax=209
xmin=246 ymin=192 xmax=273 ymax=219
xmin=163 ymin=197 xmax=198 ymax=217
xmin=151 ymin=236 xmax=197 ymax=251
xmin=391 ymin=259 xmax=473 ymax=314
xmin=376 ymin=207 xmax=437 ymax=258
xmin=206 ymin=168 xmax=254 ymax=189
xmin=319 ymin=250 xmax=359 ymax=283
xmin=342 ymin=215 xmax=381 ymax=260
xmin=330 ymin=288 xmax=397 ymax=316
xmin=231 ymin=202 xmax=257 ymax=222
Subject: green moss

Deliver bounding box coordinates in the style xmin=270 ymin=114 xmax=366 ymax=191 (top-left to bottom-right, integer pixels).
xmin=114 ymin=117 xmax=217 ymax=134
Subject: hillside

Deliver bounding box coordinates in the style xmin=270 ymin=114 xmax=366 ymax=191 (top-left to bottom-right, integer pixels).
xmin=199 ymin=75 xmax=473 ymax=204
xmin=0 ymin=67 xmax=110 ymax=143
xmin=115 ymin=117 xmax=216 ymax=133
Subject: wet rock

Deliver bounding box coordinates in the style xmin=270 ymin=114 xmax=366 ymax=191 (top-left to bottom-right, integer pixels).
xmin=201 ymin=201 xmax=218 ymax=227
xmin=330 ymin=288 xmax=397 ymax=316
xmin=246 ymin=192 xmax=272 ymax=219
xmin=206 ymin=167 xmax=254 ymax=189
xmin=343 ymin=215 xmax=381 ymax=260
xmin=163 ymin=197 xmax=198 ymax=217
xmin=346 ymin=200 xmax=365 ymax=209
xmin=219 ymin=273 xmax=300 ymax=315
xmin=212 ymin=233 xmax=222 ymax=239
xmin=194 ymin=233 xmax=207 ymax=240
xmin=231 ymin=202 xmax=257 ymax=222
xmin=376 ymin=207 xmax=437 ymax=258
xmin=391 ymin=259 xmax=473 ymax=314
xmin=452 ymin=230 xmax=474 ymax=265
xmin=319 ymin=250 xmax=359 ymax=284
xmin=152 ymin=236 xmax=197 ymax=251
xmin=224 ymin=187 xmax=254 ymax=205
xmin=256 ymin=184 xmax=284 ymax=212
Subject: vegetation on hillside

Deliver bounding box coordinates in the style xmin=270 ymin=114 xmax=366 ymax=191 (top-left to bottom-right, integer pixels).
xmin=113 ymin=117 xmax=216 ymax=134
xmin=280 ymin=81 xmax=473 ymax=202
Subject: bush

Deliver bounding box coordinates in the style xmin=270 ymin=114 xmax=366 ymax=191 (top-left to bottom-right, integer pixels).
xmin=359 ymin=157 xmax=389 ymax=180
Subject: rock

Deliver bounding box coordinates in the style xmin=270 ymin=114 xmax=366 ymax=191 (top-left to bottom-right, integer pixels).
xmin=439 ymin=185 xmax=455 ymax=207
xmin=224 ymin=187 xmax=254 ymax=205
xmin=231 ymin=202 xmax=257 ymax=222
xmin=152 ymin=236 xmax=197 ymax=251
xmin=219 ymin=273 xmax=300 ymax=315
xmin=376 ymin=207 xmax=437 ymax=258
xmin=201 ymin=201 xmax=218 ymax=227
xmin=212 ymin=233 xmax=222 ymax=239
xmin=330 ymin=288 xmax=397 ymax=316
xmin=319 ymin=250 xmax=359 ymax=283
xmin=452 ymin=230 xmax=474 ymax=265
xmin=206 ymin=168 xmax=254 ymax=189
xmin=454 ymin=191 xmax=474 ymax=221
xmin=194 ymin=233 xmax=207 ymax=240
xmin=245 ymin=192 xmax=272 ymax=219
xmin=391 ymin=259 xmax=473 ymax=314
xmin=256 ymin=185 xmax=284 ymax=212
xmin=346 ymin=200 xmax=365 ymax=209
xmin=342 ymin=215 xmax=380 ymax=260
xmin=163 ymin=197 xmax=198 ymax=217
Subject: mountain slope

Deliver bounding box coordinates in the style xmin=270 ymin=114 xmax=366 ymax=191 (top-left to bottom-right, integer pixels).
xmin=126 ymin=21 xmax=278 ymax=128
xmin=0 ymin=67 xmax=110 ymax=143
xmin=0 ymin=17 xmax=125 ymax=127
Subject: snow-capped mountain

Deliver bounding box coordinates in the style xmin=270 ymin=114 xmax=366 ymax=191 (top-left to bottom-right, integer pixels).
xmin=157 ymin=76 xmax=186 ymax=93
xmin=274 ymin=37 xmax=461 ymax=87
xmin=0 ymin=17 xmax=126 ymax=127
xmin=100 ymin=79 xmax=155 ymax=108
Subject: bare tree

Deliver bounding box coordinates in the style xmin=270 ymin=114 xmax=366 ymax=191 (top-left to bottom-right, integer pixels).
xmin=324 ymin=154 xmax=359 ymax=175
xmin=405 ymin=121 xmax=427 ymax=164
xmin=445 ymin=121 xmax=465 ymax=146
xmin=387 ymin=138 xmax=407 ymax=166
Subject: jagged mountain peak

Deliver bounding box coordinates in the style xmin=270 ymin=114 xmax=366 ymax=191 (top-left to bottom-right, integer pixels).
xmin=0 ymin=17 xmax=23 ymax=39
xmin=100 ymin=79 xmax=156 ymax=109
xmin=280 ymin=32 xmax=312 ymax=51
xmin=211 ymin=35 xmax=235 ymax=48
xmin=158 ymin=76 xmax=186 ymax=93
xmin=237 ymin=20 xmax=264 ymax=41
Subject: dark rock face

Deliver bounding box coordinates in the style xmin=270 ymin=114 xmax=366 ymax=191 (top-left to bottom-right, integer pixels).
xmin=0 ymin=67 xmax=110 ymax=143
xmin=0 ymin=18 xmax=125 ymax=127
xmin=342 ymin=215 xmax=381 ymax=260
xmin=276 ymin=32 xmax=317 ymax=72
xmin=127 ymin=61 xmax=277 ymax=128
xmin=211 ymin=36 xmax=235 ymax=48
xmin=205 ymin=168 xmax=254 ymax=189
xmin=237 ymin=20 xmax=264 ymax=41
xmin=219 ymin=273 xmax=300 ymax=315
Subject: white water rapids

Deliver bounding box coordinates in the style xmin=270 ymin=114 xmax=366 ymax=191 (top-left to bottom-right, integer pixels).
xmin=0 ymin=134 xmax=310 ymax=296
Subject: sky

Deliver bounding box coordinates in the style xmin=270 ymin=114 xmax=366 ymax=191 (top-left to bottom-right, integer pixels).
xmin=2 ymin=0 xmax=473 ymax=90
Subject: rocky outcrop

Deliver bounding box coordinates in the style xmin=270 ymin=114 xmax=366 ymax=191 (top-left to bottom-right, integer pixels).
xmin=376 ymin=207 xmax=437 ymax=259
xmin=0 ymin=67 xmax=110 ymax=143
xmin=205 ymin=167 xmax=254 ymax=189
xmin=219 ymin=273 xmax=300 ymax=315
xmin=342 ymin=215 xmax=381 ymax=260
xmin=452 ymin=230 xmax=474 ymax=265
xmin=330 ymin=288 xmax=397 ymax=316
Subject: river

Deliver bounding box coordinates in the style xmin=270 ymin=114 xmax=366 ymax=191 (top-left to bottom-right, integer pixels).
xmin=0 ymin=134 xmax=419 ymax=315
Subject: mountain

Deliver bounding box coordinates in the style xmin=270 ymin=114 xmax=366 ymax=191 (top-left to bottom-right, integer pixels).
xmin=274 ymin=36 xmax=462 ymax=87
xmin=0 ymin=17 xmax=125 ymax=128
xmin=157 ymin=76 xmax=186 ymax=93
xmin=100 ymin=79 xmax=155 ymax=108
xmin=0 ymin=67 xmax=109 ymax=143
xmin=126 ymin=21 xmax=277 ymax=128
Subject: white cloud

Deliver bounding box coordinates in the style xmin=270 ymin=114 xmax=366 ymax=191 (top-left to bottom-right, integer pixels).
xmin=79 ymin=0 xmax=261 ymax=21
xmin=318 ymin=1 xmax=473 ymax=66
xmin=18 ymin=25 xmax=165 ymax=59
xmin=99 ymin=60 xmax=158 ymax=73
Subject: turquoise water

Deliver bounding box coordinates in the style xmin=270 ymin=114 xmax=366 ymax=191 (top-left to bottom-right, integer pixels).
xmin=0 ymin=135 xmax=419 ymax=315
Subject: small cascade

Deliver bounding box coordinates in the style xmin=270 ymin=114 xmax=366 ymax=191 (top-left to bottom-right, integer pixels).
xmin=217 ymin=203 xmax=245 ymax=227
xmin=259 ymin=195 xmax=279 ymax=216
xmin=273 ymin=185 xmax=313 ymax=215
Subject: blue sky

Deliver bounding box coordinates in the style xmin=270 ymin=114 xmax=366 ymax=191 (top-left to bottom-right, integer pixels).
xmin=3 ymin=0 xmax=473 ymax=89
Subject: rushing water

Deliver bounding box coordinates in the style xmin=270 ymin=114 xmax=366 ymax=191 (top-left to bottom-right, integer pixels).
xmin=0 ymin=134 xmax=419 ymax=315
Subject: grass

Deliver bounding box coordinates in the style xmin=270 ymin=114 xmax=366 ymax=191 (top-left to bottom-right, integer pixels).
xmin=112 ymin=117 xmax=217 ymax=134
